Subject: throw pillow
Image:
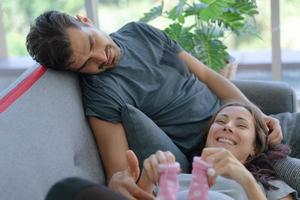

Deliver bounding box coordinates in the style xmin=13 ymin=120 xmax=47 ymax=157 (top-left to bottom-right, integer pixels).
xmin=121 ymin=104 xmax=190 ymax=173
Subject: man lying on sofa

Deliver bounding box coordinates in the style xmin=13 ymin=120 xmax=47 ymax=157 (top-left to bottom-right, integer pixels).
xmin=26 ymin=10 xmax=300 ymax=199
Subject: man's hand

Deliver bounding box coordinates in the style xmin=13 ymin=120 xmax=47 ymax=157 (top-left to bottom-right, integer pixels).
xmin=108 ymin=150 xmax=154 ymax=200
xmin=263 ymin=115 xmax=283 ymax=145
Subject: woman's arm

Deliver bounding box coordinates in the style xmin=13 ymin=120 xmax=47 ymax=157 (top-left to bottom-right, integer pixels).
xmin=201 ymin=147 xmax=267 ymax=200
xmin=239 ymin=171 xmax=267 ymax=200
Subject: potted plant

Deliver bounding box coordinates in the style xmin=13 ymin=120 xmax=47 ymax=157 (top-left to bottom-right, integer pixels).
xmin=140 ymin=0 xmax=259 ymax=79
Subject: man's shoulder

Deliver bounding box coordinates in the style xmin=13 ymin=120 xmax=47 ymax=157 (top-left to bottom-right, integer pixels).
xmin=116 ymin=21 xmax=158 ymax=35
xmin=123 ymin=21 xmax=149 ymax=29
xmin=79 ymin=74 xmax=98 ymax=88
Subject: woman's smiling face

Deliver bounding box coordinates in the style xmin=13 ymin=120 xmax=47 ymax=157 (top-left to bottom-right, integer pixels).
xmin=206 ymin=106 xmax=256 ymax=163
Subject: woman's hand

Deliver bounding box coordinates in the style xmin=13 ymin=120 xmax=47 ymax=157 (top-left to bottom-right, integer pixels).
xmin=201 ymin=147 xmax=253 ymax=186
xmin=138 ymin=150 xmax=176 ymax=193
xmin=201 ymin=147 xmax=267 ymax=200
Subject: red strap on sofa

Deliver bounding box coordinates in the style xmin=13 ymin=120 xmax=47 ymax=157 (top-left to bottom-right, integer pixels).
xmin=0 ymin=65 xmax=47 ymax=113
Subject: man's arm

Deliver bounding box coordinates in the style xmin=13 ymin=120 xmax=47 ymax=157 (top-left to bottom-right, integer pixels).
xmin=88 ymin=117 xmax=154 ymax=200
xmin=178 ymin=51 xmax=282 ymax=144
xmin=88 ymin=116 xmax=129 ymax=182
xmin=178 ymin=50 xmax=249 ymax=103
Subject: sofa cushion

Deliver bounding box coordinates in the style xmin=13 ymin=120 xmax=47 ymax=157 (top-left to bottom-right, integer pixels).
xmin=121 ymin=104 xmax=190 ymax=172
xmin=233 ymin=80 xmax=297 ymax=115
xmin=0 ymin=65 xmax=104 ymax=200
xmin=273 ymin=112 xmax=300 ymax=158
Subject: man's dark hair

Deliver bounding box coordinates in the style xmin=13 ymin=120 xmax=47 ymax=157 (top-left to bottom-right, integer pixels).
xmin=26 ymin=10 xmax=83 ymax=70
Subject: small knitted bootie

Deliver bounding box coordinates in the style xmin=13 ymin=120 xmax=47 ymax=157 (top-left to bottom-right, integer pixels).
xmin=156 ymin=162 xmax=180 ymax=200
xmin=187 ymin=157 xmax=213 ymax=200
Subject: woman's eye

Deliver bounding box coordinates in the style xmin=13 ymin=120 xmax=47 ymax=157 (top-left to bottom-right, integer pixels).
xmin=216 ymin=119 xmax=226 ymax=124
xmin=237 ymin=124 xmax=248 ymax=129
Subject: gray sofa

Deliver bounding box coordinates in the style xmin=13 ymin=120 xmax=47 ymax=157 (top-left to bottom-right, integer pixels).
xmin=0 ymin=65 xmax=297 ymax=200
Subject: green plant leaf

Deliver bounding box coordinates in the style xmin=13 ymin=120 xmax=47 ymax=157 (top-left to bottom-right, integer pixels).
xmin=232 ymin=0 xmax=258 ymax=16
xmin=199 ymin=23 xmax=224 ymax=38
xmin=164 ymin=23 xmax=194 ymax=52
xmin=178 ymin=15 xmax=185 ymax=23
xmin=184 ymin=3 xmax=207 ymax=17
xmin=199 ymin=0 xmax=235 ymax=21
xmin=139 ymin=0 xmax=259 ymax=72
xmin=236 ymin=17 xmax=260 ymax=37
xmin=193 ymin=31 xmax=228 ymax=71
xmin=201 ymin=0 xmax=234 ymax=4
xmin=218 ymin=12 xmax=244 ymax=31
xmin=139 ymin=3 xmax=163 ymax=23
xmin=167 ymin=0 xmax=186 ymax=21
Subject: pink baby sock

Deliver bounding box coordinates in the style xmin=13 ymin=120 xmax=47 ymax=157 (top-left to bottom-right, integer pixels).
xmin=187 ymin=157 xmax=212 ymax=200
xmin=156 ymin=162 xmax=180 ymax=200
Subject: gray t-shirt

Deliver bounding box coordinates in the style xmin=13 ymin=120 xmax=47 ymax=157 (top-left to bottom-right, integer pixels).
xmin=80 ymin=22 xmax=220 ymax=155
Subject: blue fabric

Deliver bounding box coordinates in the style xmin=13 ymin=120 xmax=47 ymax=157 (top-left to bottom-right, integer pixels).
xmin=273 ymin=112 xmax=300 ymax=158
xmin=121 ymin=104 xmax=190 ymax=172
xmin=272 ymin=157 xmax=300 ymax=198
xmin=272 ymin=112 xmax=300 ymax=195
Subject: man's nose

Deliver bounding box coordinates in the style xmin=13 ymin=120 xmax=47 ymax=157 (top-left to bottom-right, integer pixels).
xmin=91 ymin=50 xmax=107 ymax=63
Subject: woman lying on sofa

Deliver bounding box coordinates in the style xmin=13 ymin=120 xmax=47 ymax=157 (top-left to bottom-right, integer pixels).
xmin=132 ymin=102 xmax=298 ymax=200
xmin=46 ymin=101 xmax=298 ymax=200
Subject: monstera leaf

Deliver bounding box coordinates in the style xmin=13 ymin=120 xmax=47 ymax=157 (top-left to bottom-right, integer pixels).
xmin=165 ymin=23 xmax=194 ymax=52
xmin=140 ymin=0 xmax=258 ymax=72
xmin=199 ymin=0 xmax=235 ymax=21
xmin=193 ymin=27 xmax=228 ymax=71
xmin=140 ymin=3 xmax=163 ymax=23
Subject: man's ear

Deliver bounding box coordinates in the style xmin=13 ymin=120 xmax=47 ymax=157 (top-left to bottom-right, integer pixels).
xmin=76 ymin=15 xmax=93 ymax=26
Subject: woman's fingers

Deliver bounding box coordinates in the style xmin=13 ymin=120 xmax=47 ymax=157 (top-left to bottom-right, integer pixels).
xmin=207 ymin=175 xmax=216 ymax=187
xmin=201 ymin=147 xmax=226 ymax=161
xmin=143 ymin=151 xmax=177 ymax=184
xmin=143 ymin=155 xmax=159 ymax=183
xmin=155 ymin=150 xmax=175 ymax=163
xmin=202 ymin=147 xmax=229 ymax=165
xmin=165 ymin=151 xmax=176 ymax=163
xmin=201 ymin=147 xmax=245 ymax=180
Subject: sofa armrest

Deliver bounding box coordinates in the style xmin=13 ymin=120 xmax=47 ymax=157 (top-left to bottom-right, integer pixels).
xmin=232 ymin=80 xmax=297 ymax=115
